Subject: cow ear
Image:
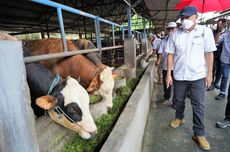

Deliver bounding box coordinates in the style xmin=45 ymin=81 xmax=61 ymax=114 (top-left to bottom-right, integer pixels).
xmin=86 ymin=86 xmax=95 ymax=93
xmin=100 ymin=74 xmax=104 ymax=81
xmin=36 ymin=95 xmax=56 ymax=110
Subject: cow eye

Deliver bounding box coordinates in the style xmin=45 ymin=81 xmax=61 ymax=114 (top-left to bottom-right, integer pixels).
xmin=64 ymin=103 xmax=82 ymax=122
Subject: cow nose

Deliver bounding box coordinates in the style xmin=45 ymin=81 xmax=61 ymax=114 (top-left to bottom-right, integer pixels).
xmin=107 ymin=107 xmax=112 ymax=112
xmin=89 ymin=130 xmax=97 ymax=138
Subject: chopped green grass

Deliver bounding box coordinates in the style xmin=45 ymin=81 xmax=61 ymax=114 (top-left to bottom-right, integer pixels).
xmin=89 ymin=95 xmax=103 ymax=104
xmin=114 ymin=76 xmax=123 ymax=81
xmin=63 ymin=68 xmax=145 ymax=152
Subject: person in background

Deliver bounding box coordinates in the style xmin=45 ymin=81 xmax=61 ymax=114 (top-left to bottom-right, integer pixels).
xmin=147 ymin=33 xmax=162 ymax=83
xmin=165 ymin=6 xmax=216 ymax=151
xmin=155 ymin=22 xmax=177 ymax=104
xmin=216 ymin=81 xmax=230 ymax=128
xmin=147 ymin=33 xmax=161 ymax=56
xmin=208 ymin=19 xmax=227 ymax=91
xmin=215 ymin=30 xmax=230 ymax=100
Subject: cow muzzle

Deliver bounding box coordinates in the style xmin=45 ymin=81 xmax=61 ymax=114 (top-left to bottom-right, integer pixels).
xmin=48 ymin=109 xmax=97 ymax=139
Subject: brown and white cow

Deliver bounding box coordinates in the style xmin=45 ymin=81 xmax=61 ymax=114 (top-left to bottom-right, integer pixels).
xmin=23 ymin=38 xmax=114 ymax=108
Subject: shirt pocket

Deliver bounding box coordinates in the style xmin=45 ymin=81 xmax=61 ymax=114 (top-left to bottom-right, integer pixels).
xmin=175 ymin=42 xmax=185 ymax=54
xmin=192 ymin=37 xmax=204 ymax=52
xmin=192 ymin=37 xmax=203 ymax=45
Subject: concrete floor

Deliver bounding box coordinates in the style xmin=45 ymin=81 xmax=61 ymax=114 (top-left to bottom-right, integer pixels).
xmin=142 ymin=83 xmax=230 ymax=152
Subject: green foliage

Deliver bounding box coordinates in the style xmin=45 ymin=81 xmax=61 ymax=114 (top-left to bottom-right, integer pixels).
xmin=63 ymin=69 xmax=144 ymax=152
xmin=122 ymin=14 xmax=151 ymax=30
xmin=114 ymin=76 xmax=123 ymax=80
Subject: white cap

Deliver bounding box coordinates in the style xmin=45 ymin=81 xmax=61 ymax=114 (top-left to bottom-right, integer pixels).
xmin=148 ymin=33 xmax=154 ymax=38
xmin=149 ymin=33 xmax=157 ymax=39
xmin=167 ymin=22 xmax=177 ymax=28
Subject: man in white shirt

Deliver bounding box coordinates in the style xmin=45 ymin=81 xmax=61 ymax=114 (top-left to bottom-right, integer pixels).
xmin=165 ymin=6 xmax=216 ymax=151
xmin=147 ymin=33 xmax=161 ymax=60
xmin=156 ymin=22 xmax=177 ymax=103
xmin=147 ymin=33 xmax=162 ymax=83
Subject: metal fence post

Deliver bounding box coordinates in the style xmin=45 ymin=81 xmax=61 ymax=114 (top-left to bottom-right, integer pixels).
xmin=122 ymin=26 xmax=125 ymax=41
xmin=95 ymin=16 xmax=102 ymax=57
xmin=143 ymin=17 xmax=147 ymax=39
xmin=112 ymin=24 xmax=115 ymax=46
xmin=127 ymin=0 xmax=132 ymax=39
xmin=57 ymin=7 xmax=68 ymax=52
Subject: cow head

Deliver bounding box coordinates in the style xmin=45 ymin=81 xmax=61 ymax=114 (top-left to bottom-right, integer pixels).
xmin=96 ymin=66 xmax=115 ymax=108
xmin=36 ymin=77 xmax=97 ymax=139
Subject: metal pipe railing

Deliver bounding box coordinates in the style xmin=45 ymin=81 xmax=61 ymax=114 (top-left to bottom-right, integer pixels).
xmin=32 ymin=0 xmax=122 ymax=27
xmin=57 ymin=7 xmax=67 ymax=52
xmin=30 ymin=0 xmax=126 ymax=62
xmin=24 ymin=45 xmax=124 ymax=63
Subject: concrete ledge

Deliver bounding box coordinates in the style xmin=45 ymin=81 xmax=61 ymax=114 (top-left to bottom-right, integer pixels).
xmin=100 ymin=60 xmax=156 ymax=152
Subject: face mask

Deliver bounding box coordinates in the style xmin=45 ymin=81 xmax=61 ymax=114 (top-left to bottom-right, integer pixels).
xmin=181 ymin=19 xmax=194 ymax=30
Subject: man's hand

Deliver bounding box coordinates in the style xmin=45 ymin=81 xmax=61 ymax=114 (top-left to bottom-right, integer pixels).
xmin=166 ymin=74 xmax=173 ymax=88
xmin=205 ymin=73 xmax=212 ymax=89
xmin=155 ymin=60 xmax=160 ymax=66
xmin=205 ymin=52 xmax=213 ymax=89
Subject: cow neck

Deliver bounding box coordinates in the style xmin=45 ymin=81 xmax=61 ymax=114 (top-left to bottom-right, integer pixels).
xmin=88 ymin=65 xmax=106 ymax=94
xmin=92 ymin=65 xmax=106 ymax=80
xmin=49 ymin=77 xmax=67 ymax=96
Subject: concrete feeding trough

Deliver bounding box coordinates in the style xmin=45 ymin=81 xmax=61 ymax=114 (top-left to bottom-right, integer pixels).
xmin=89 ymin=94 xmax=107 ymax=120
xmin=115 ymin=65 xmax=136 ymax=79
xmin=113 ymin=76 xmax=126 ymax=90
xmin=122 ymin=66 xmax=136 ymax=79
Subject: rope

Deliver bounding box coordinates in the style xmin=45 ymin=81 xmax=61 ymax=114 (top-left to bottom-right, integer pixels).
xmin=47 ymin=74 xmax=61 ymax=95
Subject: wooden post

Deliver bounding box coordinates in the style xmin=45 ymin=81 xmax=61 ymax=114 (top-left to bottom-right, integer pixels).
xmin=0 ymin=41 xmax=39 ymax=152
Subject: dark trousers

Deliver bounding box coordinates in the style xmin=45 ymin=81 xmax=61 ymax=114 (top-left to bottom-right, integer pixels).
xmin=162 ymin=70 xmax=173 ymax=99
xmin=173 ymin=78 xmax=205 ymax=136
xmin=220 ymin=63 xmax=230 ymax=94
xmin=225 ymin=83 xmax=230 ymax=119
xmin=213 ymin=52 xmax=222 ymax=85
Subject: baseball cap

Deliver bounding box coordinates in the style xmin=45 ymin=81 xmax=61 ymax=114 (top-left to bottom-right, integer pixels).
xmin=179 ymin=6 xmax=198 ymax=17
xmin=167 ymin=22 xmax=177 ymax=28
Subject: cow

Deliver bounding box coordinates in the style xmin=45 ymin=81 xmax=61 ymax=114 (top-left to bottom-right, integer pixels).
xmin=23 ymin=38 xmax=115 ymax=108
xmin=72 ymin=39 xmax=102 ymax=66
xmin=53 ymin=55 xmax=114 ymax=108
xmin=24 ymin=51 xmax=97 ymax=139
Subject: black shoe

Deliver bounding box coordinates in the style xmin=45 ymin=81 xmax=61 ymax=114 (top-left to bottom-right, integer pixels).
xmin=214 ymin=83 xmax=220 ymax=89
xmin=216 ymin=118 xmax=230 ymax=128
xmin=215 ymin=93 xmax=225 ymax=100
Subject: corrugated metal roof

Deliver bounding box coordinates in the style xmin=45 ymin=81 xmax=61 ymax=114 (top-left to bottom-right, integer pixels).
xmin=0 ymin=0 xmax=180 ymax=34
xmin=144 ymin=0 xmax=180 ymax=27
